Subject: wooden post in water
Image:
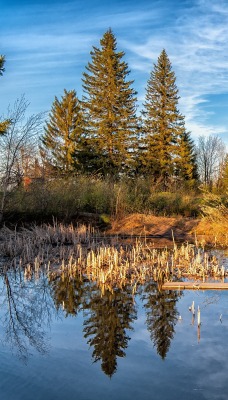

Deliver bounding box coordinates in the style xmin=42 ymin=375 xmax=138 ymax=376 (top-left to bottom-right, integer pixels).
xmin=197 ymin=306 xmax=201 ymax=327
xmin=197 ymin=304 xmax=201 ymax=343
xmin=191 ymin=313 xmax=195 ymax=325
xmin=197 ymin=324 xmax=201 ymax=343
xmin=192 ymin=300 xmax=195 ymax=316
xmin=190 ymin=300 xmax=195 ymax=325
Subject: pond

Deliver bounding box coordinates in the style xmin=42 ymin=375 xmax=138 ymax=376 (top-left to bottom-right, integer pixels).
xmin=0 ymin=264 xmax=228 ymax=400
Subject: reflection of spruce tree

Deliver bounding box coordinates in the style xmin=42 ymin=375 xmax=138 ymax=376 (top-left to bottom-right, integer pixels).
xmin=143 ymin=281 xmax=180 ymax=359
xmin=50 ymin=273 xmax=85 ymax=317
xmin=83 ymin=285 xmax=137 ymax=377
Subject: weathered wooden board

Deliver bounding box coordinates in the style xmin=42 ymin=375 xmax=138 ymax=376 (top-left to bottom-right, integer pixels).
xmin=162 ymin=281 xmax=228 ymax=290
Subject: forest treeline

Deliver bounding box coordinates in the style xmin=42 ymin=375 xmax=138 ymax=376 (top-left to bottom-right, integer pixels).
xmin=0 ymin=29 xmax=227 ymax=223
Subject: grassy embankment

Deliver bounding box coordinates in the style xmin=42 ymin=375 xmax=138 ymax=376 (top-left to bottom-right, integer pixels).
xmin=0 ymin=175 xmax=227 ymax=246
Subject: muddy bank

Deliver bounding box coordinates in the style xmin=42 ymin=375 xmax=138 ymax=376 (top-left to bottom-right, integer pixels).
xmin=108 ymin=213 xmax=228 ymax=247
xmin=1 ymin=211 xmax=227 ymax=247
xmin=107 ymin=214 xmax=199 ymax=245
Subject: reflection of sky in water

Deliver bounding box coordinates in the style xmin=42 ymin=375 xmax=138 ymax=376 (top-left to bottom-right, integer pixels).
xmin=0 ymin=268 xmax=228 ymax=399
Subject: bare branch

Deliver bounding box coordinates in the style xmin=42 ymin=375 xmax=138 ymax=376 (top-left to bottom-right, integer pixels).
xmin=0 ymin=96 xmax=46 ymax=222
xmin=196 ymin=135 xmax=225 ymax=187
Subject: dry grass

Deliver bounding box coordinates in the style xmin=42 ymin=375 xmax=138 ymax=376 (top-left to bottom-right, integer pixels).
xmin=0 ymin=222 xmax=227 ymax=291
xmin=195 ymin=219 xmax=228 ymax=248
xmin=194 ymin=194 xmax=228 ymax=247
xmin=109 ymin=213 xmax=199 ymax=237
xmin=48 ymin=240 xmax=227 ymax=295
xmin=110 ymin=212 xmax=228 ymax=248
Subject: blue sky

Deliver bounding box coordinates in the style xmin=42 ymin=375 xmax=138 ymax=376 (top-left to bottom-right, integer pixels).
xmin=1 ymin=0 xmax=227 ymax=146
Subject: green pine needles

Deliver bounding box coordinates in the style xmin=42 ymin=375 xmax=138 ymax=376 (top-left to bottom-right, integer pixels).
xmin=141 ymin=49 xmax=198 ymax=187
xmin=41 ymin=89 xmax=84 ymax=174
xmin=82 ymin=29 xmax=138 ymax=177
xmin=41 ymin=32 xmax=198 ymax=186
xmin=0 ymin=55 xmax=11 ymax=135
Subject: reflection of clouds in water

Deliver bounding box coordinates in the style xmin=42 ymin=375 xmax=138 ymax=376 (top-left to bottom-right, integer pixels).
xmin=0 ymin=267 xmax=228 ymax=383
xmin=130 ymin=327 xmax=150 ymax=345
xmin=172 ymin=291 xmax=228 ymax=399
xmin=194 ymin=344 xmax=228 ymax=400
xmin=203 ymin=294 xmax=220 ymax=307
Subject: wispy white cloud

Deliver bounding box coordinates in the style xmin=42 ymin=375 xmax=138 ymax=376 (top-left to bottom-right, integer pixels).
xmin=3 ymin=33 xmax=94 ymax=53
xmin=121 ymin=1 xmax=228 ymax=143
xmin=0 ymin=0 xmax=227 ymax=144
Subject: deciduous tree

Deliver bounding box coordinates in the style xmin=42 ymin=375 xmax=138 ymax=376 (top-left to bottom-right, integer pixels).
xmin=196 ymin=135 xmax=225 ymax=188
xmin=0 ymin=96 xmax=44 ymax=223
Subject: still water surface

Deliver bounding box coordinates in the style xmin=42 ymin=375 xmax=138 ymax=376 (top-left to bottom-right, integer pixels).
xmin=0 ymin=267 xmax=228 ymax=400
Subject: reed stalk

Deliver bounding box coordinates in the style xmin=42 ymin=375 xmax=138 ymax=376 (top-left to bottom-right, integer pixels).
xmin=0 ymin=222 xmax=227 ymax=291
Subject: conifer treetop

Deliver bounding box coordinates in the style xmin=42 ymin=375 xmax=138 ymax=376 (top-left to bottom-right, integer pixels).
xmin=82 ymin=29 xmax=138 ymax=176
xmin=0 ymin=55 xmax=11 ymax=135
xmin=141 ymin=49 xmax=198 ymax=185
xmin=41 ymin=89 xmax=84 ymax=174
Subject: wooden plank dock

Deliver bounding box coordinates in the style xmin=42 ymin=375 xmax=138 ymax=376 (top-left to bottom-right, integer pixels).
xmin=162 ymin=281 xmax=228 ymax=290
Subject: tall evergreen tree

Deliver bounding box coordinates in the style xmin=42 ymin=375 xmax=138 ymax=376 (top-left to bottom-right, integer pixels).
xmin=0 ymin=55 xmax=4 ymax=76
xmin=0 ymin=55 xmax=11 ymax=134
xmin=41 ymin=89 xmax=84 ymax=174
xmin=219 ymin=153 xmax=228 ymax=192
xmin=175 ymin=130 xmax=198 ymax=183
xmin=82 ymin=29 xmax=138 ymax=177
xmin=141 ymin=49 xmax=197 ymax=186
xmin=223 ymin=154 xmax=228 ymax=190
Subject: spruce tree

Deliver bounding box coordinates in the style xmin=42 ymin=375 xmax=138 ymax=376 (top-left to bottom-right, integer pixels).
xmin=223 ymin=155 xmax=228 ymax=190
xmin=175 ymin=130 xmax=198 ymax=183
xmin=0 ymin=56 xmax=4 ymax=75
xmin=141 ymin=49 xmax=197 ymax=186
xmin=220 ymin=154 xmax=228 ymax=191
xmin=41 ymin=89 xmax=84 ymax=174
xmin=0 ymin=55 xmax=10 ymax=134
xmin=82 ymin=29 xmax=138 ymax=177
